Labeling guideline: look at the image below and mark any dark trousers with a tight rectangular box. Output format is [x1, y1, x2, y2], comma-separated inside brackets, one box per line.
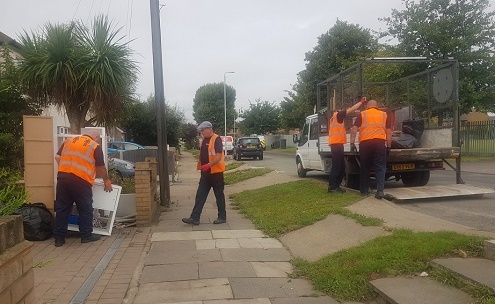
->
[359, 140, 387, 194]
[328, 144, 345, 189]
[54, 178, 94, 239]
[191, 172, 226, 220]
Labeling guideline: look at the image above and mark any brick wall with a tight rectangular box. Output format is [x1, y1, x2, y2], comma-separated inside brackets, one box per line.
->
[0, 216, 35, 304]
[134, 158, 158, 224]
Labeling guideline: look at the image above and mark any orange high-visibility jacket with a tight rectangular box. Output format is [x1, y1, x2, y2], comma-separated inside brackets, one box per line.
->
[328, 112, 346, 145]
[197, 133, 225, 173]
[58, 135, 99, 185]
[359, 108, 387, 143]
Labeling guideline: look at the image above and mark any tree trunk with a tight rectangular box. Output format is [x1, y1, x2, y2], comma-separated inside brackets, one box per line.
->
[65, 99, 89, 135]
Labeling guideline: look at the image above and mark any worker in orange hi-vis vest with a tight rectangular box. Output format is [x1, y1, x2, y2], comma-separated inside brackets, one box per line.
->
[350, 100, 392, 199]
[327, 97, 367, 193]
[182, 121, 227, 225]
[54, 130, 113, 247]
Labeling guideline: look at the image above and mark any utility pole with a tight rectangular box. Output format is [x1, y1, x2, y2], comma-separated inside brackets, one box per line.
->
[150, 0, 170, 206]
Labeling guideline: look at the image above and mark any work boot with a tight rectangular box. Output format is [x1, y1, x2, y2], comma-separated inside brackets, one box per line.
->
[81, 234, 101, 243]
[375, 190, 385, 199]
[213, 218, 226, 224]
[328, 187, 345, 193]
[54, 238, 65, 247]
[182, 217, 200, 225]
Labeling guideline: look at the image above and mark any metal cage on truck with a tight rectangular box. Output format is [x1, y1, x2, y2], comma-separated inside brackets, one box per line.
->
[311, 57, 463, 186]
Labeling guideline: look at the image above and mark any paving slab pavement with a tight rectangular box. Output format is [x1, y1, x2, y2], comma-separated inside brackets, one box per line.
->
[30, 153, 495, 304]
[131, 152, 336, 303]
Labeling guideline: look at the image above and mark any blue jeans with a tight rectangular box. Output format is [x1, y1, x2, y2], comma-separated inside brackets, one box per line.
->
[190, 172, 226, 221]
[54, 178, 94, 239]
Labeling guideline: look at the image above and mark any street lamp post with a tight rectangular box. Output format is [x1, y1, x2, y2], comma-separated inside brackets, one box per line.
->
[224, 71, 235, 155]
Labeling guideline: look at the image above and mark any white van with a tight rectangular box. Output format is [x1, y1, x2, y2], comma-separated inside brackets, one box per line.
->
[220, 136, 234, 154]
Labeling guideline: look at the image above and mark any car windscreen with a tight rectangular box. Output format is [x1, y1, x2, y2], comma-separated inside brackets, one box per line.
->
[238, 138, 260, 145]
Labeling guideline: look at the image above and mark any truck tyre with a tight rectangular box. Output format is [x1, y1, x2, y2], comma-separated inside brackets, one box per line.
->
[418, 170, 430, 186]
[296, 157, 307, 177]
[345, 174, 360, 190]
[401, 171, 430, 187]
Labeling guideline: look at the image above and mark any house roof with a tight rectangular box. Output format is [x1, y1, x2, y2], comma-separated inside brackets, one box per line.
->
[0, 31, 20, 50]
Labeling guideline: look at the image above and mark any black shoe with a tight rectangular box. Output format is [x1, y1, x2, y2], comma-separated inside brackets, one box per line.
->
[54, 238, 65, 247]
[182, 217, 200, 225]
[213, 218, 226, 224]
[81, 234, 101, 243]
[375, 190, 385, 199]
[360, 192, 370, 197]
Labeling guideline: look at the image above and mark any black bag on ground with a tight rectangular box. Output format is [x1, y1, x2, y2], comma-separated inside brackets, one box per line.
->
[402, 119, 425, 140]
[15, 203, 54, 241]
[391, 133, 421, 149]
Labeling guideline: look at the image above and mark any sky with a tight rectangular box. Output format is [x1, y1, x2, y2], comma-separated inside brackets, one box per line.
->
[3, 0, 489, 123]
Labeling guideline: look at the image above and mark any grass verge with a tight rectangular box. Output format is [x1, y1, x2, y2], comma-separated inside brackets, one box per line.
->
[230, 179, 493, 303]
[292, 230, 487, 302]
[226, 162, 244, 171]
[231, 180, 380, 237]
[266, 147, 297, 155]
[224, 168, 272, 185]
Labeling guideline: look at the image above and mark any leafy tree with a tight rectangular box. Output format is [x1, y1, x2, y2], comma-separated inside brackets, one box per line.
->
[181, 123, 199, 149]
[120, 95, 185, 147]
[240, 99, 280, 135]
[281, 20, 378, 128]
[18, 15, 138, 134]
[0, 44, 42, 169]
[381, 0, 495, 113]
[192, 83, 236, 134]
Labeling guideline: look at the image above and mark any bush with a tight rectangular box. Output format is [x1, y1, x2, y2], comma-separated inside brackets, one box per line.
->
[0, 167, 29, 216]
[108, 170, 135, 194]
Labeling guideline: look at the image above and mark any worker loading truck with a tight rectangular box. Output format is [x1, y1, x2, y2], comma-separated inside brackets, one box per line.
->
[293, 58, 464, 195]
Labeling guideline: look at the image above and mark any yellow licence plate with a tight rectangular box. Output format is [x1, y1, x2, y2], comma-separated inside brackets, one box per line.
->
[392, 163, 415, 170]
[247, 145, 254, 148]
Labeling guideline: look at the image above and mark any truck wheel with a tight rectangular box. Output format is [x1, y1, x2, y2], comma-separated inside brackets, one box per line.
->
[418, 171, 430, 186]
[345, 174, 360, 190]
[296, 158, 307, 177]
[401, 171, 430, 187]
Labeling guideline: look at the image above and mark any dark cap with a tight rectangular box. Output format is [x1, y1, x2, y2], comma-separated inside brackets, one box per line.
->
[197, 121, 213, 131]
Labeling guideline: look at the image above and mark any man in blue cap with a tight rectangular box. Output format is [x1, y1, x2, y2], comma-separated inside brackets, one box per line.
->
[182, 121, 227, 225]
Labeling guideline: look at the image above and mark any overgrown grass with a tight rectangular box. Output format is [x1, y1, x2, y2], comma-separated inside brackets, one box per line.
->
[231, 180, 380, 237]
[266, 146, 297, 154]
[226, 162, 244, 171]
[461, 155, 495, 162]
[224, 168, 272, 185]
[230, 179, 494, 303]
[292, 230, 487, 302]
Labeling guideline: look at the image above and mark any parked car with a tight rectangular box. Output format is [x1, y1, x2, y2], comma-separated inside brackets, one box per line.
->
[107, 141, 145, 155]
[233, 137, 264, 160]
[108, 157, 135, 179]
[220, 136, 234, 155]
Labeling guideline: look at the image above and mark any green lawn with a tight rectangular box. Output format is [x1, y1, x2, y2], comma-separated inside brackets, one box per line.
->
[224, 168, 272, 185]
[231, 179, 493, 303]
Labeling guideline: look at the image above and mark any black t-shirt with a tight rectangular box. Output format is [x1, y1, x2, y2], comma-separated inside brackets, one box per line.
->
[57, 136, 105, 186]
[200, 136, 223, 166]
[334, 110, 347, 123]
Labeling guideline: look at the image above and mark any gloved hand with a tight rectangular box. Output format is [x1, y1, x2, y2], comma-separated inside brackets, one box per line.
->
[201, 163, 211, 172]
[350, 143, 357, 153]
[360, 96, 367, 104]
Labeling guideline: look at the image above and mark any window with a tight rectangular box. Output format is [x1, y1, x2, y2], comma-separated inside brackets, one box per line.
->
[310, 118, 319, 140]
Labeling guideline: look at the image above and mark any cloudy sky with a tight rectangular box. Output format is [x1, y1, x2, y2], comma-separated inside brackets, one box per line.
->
[4, 0, 490, 123]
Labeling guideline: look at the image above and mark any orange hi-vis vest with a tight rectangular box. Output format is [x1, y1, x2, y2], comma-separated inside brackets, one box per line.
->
[58, 135, 99, 185]
[359, 107, 387, 143]
[328, 112, 346, 145]
[197, 133, 226, 173]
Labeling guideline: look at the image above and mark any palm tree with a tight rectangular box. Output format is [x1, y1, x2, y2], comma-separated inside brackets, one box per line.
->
[18, 15, 138, 134]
